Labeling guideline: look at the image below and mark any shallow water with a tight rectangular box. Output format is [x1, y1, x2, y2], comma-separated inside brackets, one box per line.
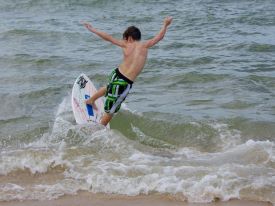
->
[0, 0, 275, 204]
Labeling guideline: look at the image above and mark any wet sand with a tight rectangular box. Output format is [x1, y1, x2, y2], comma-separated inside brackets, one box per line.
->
[0, 192, 272, 206]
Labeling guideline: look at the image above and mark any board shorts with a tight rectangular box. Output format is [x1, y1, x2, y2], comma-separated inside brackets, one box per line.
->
[104, 68, 133, 114]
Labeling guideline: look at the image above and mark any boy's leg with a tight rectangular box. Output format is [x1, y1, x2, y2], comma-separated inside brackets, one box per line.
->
[86, 86, 107, 109]
[100, 113, 113, 126]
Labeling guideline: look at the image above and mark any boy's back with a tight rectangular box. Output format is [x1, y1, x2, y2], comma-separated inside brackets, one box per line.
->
[119, 41, 148, 81]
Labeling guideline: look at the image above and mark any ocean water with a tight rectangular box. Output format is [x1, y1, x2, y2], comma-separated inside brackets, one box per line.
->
[0, 0, 275, 204]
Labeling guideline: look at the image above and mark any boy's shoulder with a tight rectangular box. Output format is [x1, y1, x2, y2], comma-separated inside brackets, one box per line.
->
[123, 40, 149, 48]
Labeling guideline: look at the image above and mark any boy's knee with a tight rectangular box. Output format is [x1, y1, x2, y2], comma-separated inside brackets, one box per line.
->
[100, 113, 113, 126]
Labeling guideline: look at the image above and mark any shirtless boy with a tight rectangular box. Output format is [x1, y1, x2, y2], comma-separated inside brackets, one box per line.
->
[83, 16, 173, 126]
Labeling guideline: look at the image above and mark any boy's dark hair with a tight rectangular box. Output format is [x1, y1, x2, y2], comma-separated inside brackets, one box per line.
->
[123, 26, 141, 41]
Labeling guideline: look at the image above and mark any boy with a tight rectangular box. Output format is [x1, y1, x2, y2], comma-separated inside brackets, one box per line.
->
[83, 16, 173, 126]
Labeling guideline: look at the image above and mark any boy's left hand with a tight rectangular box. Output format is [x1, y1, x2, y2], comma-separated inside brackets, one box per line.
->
[164, 16, 173, 27]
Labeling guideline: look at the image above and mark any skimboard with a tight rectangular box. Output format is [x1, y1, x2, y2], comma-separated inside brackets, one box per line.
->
[71, 73, 108, 127]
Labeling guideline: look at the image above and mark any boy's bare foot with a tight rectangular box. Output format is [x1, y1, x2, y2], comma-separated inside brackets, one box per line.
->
[85, 98, 98, 110]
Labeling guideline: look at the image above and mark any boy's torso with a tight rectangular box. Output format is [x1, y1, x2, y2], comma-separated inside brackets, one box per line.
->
[119, 41, 148, 82]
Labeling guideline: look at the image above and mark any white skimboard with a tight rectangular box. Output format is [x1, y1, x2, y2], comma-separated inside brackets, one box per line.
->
[71, 73, 108, 127]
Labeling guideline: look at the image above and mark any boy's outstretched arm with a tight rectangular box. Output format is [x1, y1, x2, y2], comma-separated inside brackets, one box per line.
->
[145, 16, 173, 48]
[82, 22, 125, 48]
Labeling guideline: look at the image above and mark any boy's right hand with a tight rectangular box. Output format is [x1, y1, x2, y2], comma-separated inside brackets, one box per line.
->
[164, 16, 173, 27]
[82, 21, 93, 30]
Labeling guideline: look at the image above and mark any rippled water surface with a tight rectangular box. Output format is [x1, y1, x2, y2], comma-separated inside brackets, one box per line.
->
[0, 0, 275, 204]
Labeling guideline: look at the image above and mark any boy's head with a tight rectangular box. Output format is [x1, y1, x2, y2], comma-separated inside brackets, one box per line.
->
[123, 26, 141, 41]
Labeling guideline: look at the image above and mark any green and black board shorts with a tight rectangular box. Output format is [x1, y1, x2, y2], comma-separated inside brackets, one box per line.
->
[104, 68, 133, 114]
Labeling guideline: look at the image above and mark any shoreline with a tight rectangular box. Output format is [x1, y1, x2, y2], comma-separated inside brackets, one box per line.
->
[0, 192, 272, 206]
